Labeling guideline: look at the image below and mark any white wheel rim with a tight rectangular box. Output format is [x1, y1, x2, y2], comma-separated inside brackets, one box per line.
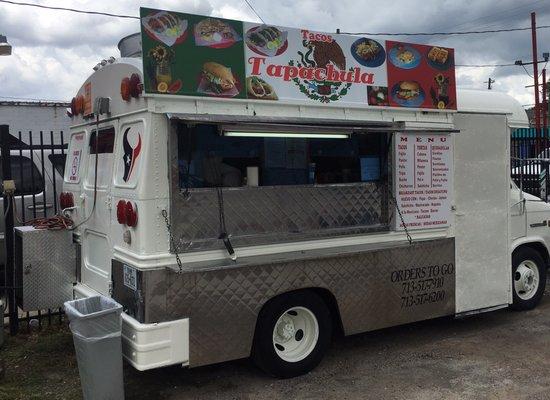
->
[272, 306, 319, 363]
[514, 260, 540, 300]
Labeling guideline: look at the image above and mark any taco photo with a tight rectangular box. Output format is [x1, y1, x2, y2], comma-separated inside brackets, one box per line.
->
[142, 11, 188, 47]
[194, 18, 241, 48]
[246, 25, 288, 57]
[246, 76, 278, 100]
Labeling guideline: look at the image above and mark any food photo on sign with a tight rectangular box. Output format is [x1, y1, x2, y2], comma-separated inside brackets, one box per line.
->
[194, 18, 242, 48]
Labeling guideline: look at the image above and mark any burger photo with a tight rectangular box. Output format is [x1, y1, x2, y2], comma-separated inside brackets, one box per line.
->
[396, 81, 421, 101]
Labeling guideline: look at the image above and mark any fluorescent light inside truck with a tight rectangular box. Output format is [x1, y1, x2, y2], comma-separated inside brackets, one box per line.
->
[224, 131, 349, 139]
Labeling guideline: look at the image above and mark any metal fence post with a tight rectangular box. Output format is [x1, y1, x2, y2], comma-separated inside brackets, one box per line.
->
[0, 125, 17, 335]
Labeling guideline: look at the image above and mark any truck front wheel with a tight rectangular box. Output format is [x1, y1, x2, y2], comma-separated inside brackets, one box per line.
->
[253, 291, 332, 378]
[511, 247, 547, 310]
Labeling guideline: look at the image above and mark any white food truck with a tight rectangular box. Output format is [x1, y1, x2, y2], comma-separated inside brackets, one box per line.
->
[58, 9, 550, 378]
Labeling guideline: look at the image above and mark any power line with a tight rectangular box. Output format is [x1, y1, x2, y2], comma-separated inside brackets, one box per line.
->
[456, 63, 517, 68]
[1, 0, 550, 38]
[0, 0, 138, 19]
[340, 25, 550, 37]
[242, 0, 265, 24]
[430, 0, 546, 33]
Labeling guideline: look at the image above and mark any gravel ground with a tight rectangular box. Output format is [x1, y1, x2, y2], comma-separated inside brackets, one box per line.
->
[128, 280, 550, 400]
[3, 281, 550, 400]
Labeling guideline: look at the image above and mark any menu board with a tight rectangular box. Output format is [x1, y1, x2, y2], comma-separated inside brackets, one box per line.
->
[394, 133, 452, 229]
[140, 7, 456, 110]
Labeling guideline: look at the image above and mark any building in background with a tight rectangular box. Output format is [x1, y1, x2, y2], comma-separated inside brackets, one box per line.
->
[0, 100, 70, 144]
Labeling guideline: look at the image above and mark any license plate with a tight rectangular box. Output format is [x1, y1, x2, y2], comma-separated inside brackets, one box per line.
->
[123, 264, 137, 291]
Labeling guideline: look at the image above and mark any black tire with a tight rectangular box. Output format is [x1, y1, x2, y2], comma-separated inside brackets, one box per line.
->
[511, 247, 547, 311]
[253, 291, 332, 378]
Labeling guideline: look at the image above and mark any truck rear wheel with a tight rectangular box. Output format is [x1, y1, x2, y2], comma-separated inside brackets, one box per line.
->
[253, 291, 332, 378]
[511, 247, 547, 310]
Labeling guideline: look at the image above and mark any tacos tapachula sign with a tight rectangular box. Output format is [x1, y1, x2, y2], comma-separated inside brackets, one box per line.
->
[140, 7, 457, 110]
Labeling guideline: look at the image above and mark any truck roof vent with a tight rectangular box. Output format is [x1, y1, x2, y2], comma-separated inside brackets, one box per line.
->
[118, 33, 142, 58]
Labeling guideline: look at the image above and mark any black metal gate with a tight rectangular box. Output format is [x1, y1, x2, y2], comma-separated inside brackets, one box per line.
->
[511, 127, 550, 200]
[0, 124, 68, 335]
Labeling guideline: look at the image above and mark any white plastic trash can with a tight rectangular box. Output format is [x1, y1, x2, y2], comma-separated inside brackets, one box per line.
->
[64, 296, 124, 400]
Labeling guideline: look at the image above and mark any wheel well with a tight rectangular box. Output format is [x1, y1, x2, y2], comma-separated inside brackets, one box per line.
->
[514, 242, 550, 268]
[308, 287, 345, 337]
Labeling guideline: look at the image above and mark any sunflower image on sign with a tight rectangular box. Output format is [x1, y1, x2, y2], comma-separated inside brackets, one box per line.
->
[430, 73, 452, 109]
[289, 39, 352, 103]
[146, 45, 183, 94]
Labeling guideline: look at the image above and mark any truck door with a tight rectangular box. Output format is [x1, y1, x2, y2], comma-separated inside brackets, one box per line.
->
[81, 124, 116, 295]
[453, 113, 511, 313]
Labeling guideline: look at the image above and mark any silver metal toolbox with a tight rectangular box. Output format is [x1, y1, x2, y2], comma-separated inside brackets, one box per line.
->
[14, 226, 76, 311]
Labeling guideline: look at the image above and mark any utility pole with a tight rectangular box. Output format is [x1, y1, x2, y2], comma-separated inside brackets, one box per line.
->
[532, 12, 541, 130]
[484, 78, 495, 90]
[543, 68, 548, 129]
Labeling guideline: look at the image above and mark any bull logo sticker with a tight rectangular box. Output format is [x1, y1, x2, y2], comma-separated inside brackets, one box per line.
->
[122, 127, 142, 182]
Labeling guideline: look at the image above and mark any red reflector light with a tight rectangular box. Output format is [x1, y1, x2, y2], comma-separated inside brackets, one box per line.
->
[129, 73, 142, 98]
[59, 192, 74, 209]
[121, 77, 131, 101]
[125, 201, 138, 227]
[116, 200, 127, 224]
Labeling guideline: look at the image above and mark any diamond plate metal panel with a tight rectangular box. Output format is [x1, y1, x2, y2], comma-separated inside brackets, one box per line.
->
[14, 226, 76, 311]
[134, 238, 454, 367]
[171, 183, 389, 252]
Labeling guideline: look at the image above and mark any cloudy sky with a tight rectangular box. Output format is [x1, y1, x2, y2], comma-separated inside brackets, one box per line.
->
[0, 0, 549, 107]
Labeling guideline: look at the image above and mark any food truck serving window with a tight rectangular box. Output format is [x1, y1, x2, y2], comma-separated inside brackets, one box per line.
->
[172, 123, 390, 251]
[177, 124, 384, 188]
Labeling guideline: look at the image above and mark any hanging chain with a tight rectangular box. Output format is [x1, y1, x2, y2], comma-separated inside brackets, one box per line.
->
[389, 192, 413, 245]
[161, 209, 183, 273]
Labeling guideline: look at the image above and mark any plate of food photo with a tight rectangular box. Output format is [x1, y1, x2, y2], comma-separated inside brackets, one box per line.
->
[197, 62, 240, 97]
[427, 46, 453, 71]
[391, 81, 425, 107]
[367, 86, 389, 106]
[246, 25, 288, 57]
[351, 38, 386, 68]
[142, 11, 188, 47]
[388, 44, 421, 70]
[194, 18, 241, 48]
[246, 76, 278, 100]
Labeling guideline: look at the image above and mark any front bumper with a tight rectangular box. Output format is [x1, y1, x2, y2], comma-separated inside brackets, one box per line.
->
[73, 283, 189, 370]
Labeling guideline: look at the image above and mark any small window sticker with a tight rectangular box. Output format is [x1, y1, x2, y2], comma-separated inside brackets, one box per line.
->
[123, 264, 137, 291]
[69, 150, 82, 182]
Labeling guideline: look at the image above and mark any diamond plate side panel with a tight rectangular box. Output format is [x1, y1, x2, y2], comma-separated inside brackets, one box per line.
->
[153, 238, 454, 367]
[15, 227, 76, 311]
[170, 183, 389, 252]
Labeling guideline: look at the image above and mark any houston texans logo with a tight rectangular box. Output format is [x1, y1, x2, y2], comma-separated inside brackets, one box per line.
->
[123, 127, 142, 182]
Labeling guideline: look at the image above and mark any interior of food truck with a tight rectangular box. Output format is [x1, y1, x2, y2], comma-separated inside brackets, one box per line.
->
[176, 123, 388, 189]
[170, 122, 392, 252]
